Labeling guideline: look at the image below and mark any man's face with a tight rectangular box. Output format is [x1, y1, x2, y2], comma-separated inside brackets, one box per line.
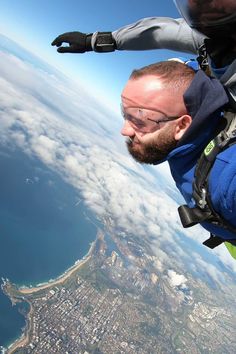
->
[121, 75, 186, 165]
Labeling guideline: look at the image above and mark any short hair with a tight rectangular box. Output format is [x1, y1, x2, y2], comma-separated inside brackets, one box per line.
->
[130, 61, 195, 91]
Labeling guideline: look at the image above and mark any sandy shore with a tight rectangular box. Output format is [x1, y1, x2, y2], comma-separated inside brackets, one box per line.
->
[7, 304, 33, 354]
[6, 240, 95, 353]
[18, 247, 93, 295]
[19, 256, 91, 295]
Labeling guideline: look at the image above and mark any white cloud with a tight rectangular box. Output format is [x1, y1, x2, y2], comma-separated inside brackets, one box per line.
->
[167, 269, 188, 288]
[32, 135, 59, 165]
[190, 251, 231, 285]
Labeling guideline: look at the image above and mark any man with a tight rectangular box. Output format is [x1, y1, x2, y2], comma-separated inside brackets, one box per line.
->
[120, 60, 236, 258]
[51, 0, 236, 106]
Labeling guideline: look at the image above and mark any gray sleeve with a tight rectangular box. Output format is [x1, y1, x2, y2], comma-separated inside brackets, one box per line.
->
[220, 59, 236, 106]
[111, 17, 206, 55]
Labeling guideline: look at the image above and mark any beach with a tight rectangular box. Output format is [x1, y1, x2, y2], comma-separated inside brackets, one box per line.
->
[19, 252, 92, 295]
[6, 237, 97, 354]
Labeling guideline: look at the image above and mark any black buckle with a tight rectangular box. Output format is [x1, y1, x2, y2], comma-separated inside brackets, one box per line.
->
[94, 32, 116, 52]
[178, 205, 212, 228]
[197, 43, 209, 72]
[203, 234, 224, 249]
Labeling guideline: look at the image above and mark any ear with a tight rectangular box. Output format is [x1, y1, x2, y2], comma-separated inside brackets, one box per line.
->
[174, 115, 192, 141]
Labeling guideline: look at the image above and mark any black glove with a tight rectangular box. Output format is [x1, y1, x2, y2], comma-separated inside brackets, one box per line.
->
[51, 31, 92, 53]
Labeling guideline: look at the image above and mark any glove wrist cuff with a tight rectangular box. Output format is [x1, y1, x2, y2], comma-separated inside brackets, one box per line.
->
[92, 32, 116, 52]
[85, 34, 93, 51]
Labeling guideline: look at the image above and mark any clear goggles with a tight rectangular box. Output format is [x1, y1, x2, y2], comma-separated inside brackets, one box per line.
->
[121, 104, 179, 133]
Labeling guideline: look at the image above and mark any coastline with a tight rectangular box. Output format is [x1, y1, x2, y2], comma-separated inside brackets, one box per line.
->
[6, 237, 97, 353]
[7, 303, 33, 354]
[19, 249, 92, 295]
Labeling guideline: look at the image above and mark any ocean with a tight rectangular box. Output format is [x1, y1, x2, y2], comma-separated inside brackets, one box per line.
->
[0, 144, 98, 347]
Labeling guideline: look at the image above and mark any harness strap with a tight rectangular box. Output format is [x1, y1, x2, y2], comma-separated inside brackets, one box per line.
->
[197, 43, 210, 74]
[203, 234, 236, 249]
[203, 234, 225, 249]
[178, 110, 236, 249]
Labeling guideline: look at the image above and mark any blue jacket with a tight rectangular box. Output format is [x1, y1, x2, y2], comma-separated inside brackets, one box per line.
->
[166, 70, 236, 241]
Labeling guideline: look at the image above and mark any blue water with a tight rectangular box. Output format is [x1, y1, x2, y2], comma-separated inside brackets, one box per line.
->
[0, 144, 99, 347]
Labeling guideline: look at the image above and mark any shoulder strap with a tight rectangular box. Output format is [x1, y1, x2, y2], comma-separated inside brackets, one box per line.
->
[196, 43, 212, 76]
[178, 110, 236, 248]
[194, 111, 236, 212]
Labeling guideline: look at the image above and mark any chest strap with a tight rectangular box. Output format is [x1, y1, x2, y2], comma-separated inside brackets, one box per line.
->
[178, 111, 236, 249]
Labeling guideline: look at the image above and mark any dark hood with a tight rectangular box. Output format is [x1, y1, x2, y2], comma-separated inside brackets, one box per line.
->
[177, 70, 229, 147]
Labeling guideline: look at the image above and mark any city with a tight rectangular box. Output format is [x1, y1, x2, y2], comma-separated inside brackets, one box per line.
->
[3, 222, 236, 354]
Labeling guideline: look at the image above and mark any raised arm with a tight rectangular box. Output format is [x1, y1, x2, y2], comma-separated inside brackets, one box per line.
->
[111, 17, 205, 54]
[52, 17, 206, 55]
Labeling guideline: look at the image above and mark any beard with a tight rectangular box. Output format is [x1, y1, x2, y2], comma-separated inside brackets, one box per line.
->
[126, 125, 177, 164]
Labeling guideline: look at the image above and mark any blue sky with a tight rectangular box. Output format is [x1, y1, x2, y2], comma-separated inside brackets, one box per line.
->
[0, 0, 188, 107]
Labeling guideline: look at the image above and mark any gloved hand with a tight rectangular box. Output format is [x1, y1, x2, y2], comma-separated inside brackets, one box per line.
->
[51, 31, 92, 53]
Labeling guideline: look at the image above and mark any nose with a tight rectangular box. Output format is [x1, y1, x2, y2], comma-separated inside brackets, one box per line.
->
[121, 120, 135, 137]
